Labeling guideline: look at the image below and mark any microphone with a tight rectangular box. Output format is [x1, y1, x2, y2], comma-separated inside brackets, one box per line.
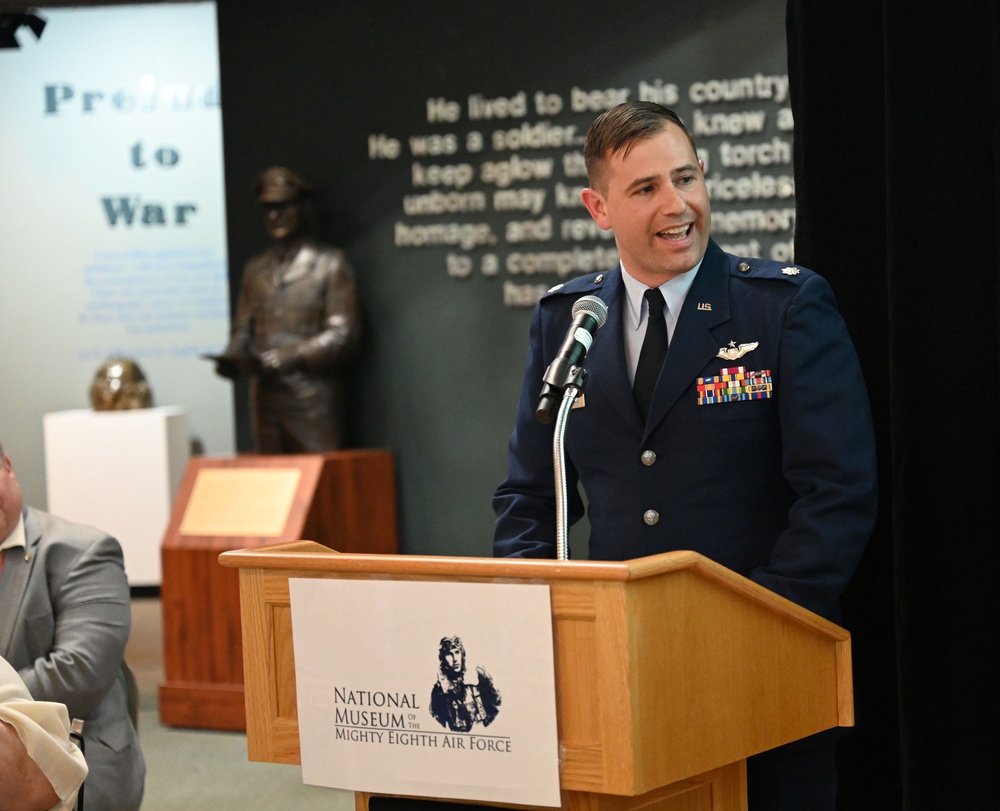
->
[535, 295, 609, 423]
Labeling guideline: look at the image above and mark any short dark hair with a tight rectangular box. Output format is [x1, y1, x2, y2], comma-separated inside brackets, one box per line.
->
[583, 102, 698, 192]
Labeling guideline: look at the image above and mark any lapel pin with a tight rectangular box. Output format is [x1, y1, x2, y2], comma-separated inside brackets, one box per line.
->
[697, 302, 712, 311]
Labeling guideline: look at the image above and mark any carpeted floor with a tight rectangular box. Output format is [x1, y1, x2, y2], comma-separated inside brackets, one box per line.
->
[126, 597, 354, 810]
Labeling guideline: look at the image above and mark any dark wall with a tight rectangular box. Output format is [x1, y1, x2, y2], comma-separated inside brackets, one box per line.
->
[789, 1, 1000, 808]
[215, 0, 789, 556]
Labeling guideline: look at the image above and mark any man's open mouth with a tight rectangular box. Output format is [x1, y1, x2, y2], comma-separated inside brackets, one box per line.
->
[657, 224, 692, 240]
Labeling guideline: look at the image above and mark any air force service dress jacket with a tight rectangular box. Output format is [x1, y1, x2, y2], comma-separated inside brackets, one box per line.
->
[493, 239, 877, 622]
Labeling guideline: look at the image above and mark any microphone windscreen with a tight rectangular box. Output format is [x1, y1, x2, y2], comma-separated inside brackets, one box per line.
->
[571, 295, 609, 328]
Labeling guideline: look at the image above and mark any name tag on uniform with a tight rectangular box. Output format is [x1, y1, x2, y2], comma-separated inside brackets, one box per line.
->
[696, 367, 773, 405]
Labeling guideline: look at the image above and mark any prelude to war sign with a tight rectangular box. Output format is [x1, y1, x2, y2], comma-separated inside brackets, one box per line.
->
[289, 578, 560, 806]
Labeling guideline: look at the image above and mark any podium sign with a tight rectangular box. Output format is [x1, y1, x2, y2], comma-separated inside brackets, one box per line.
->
[290, 578, 561, 807]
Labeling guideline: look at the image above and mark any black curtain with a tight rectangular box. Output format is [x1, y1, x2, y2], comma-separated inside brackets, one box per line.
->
[787, 2, 1000, 808]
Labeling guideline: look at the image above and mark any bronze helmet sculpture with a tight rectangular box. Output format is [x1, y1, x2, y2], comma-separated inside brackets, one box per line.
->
[89, 357, 154, 411]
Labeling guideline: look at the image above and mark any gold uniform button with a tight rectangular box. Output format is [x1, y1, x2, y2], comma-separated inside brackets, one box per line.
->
[643, 510, 659, 526]
[641, 450, 656, 466]
[738, 262, 750, 272]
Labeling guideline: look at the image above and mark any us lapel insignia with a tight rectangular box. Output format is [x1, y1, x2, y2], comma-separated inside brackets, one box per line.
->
[781, 266, 800, 276]
[697, 302, 712, 311]
[716, 340, 759, 361]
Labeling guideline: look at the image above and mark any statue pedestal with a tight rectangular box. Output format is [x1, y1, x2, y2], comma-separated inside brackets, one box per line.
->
[43, 406, 190, 586]
[159, 450, 398, 730]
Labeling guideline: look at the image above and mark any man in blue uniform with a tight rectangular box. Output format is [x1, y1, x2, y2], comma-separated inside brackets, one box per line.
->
[493, 102, 877, 810]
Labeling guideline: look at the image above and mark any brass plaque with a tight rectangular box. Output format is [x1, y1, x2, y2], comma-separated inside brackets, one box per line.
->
[180, 468, 302, 536]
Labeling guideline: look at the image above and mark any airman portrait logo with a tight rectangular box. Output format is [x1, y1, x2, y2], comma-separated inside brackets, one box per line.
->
[429, 636, 502, 732]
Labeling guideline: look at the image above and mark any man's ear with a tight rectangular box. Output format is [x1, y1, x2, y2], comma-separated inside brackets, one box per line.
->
[581, 187, 612, 230]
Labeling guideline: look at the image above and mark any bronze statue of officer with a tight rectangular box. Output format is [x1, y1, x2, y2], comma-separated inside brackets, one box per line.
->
[215, 167, 360, 452]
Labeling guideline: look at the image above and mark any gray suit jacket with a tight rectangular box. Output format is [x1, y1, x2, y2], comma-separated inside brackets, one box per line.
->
[0, 506, 145, 811]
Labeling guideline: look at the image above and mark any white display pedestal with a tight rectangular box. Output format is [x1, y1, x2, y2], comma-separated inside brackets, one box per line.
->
[43, 406, 190, 587]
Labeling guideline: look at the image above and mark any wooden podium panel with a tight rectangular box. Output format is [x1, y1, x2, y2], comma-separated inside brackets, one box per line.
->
[219, 543, 853, 810]
[160, 451, 397, 730]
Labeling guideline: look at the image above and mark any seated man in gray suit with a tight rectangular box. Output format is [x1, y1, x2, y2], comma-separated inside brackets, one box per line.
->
[0, 439, 145, 811]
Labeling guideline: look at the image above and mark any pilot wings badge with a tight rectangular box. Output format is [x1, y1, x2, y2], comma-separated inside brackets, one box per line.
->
[716, 340, 759, 361]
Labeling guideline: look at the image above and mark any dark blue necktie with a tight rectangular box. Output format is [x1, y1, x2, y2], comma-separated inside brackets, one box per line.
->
[633, 287, 668, 421]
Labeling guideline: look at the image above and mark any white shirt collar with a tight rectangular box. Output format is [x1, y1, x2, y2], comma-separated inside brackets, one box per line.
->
[0, 513, 26, 553]
[620, 258, 703, 332]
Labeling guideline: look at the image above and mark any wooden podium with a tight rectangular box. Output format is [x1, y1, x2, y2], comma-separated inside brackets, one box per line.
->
[160, 451, 397, 730]
[219, 541, 853, 811]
